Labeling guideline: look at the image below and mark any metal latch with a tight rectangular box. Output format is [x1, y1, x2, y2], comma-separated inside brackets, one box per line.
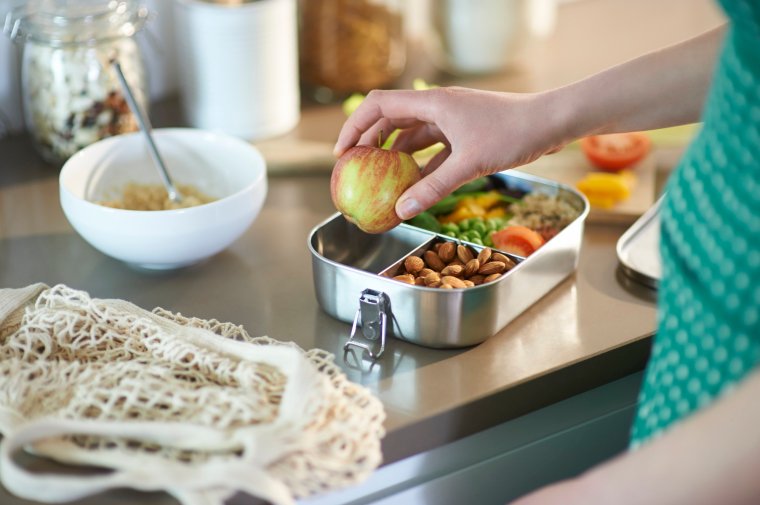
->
[344, 289, 390, 359]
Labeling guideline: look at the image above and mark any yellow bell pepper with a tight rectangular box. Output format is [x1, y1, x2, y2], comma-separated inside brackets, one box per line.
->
[440, 197, 486, 223]
[485, 207, 507, 219]
[462, 197, 488, 216]
[440, 206, 475, 224]
[438, 190, 511, 223]
[576, 171, 637, 208]
[474, 191, 503, 209]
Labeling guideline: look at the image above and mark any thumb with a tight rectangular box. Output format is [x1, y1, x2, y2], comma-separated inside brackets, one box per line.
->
[395, 154, 469, 220]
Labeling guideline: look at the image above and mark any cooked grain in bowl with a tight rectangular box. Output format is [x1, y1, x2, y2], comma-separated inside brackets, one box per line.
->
[98, 182, 216, 210]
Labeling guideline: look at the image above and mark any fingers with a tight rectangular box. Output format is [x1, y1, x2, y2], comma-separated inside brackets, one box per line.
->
[391, 122, 447, 154]
[421, 145, 452, 176]
[356, 116, 427, 149]
[358, 117, 396, 148]
[334, 89, 437, 156]
[395, 153, 472, 220]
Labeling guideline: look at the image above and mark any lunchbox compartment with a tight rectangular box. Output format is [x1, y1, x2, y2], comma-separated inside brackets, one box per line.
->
[401, 171, 586, 250]
[310, 214, 436, 274]
[378, 235, 522, 289]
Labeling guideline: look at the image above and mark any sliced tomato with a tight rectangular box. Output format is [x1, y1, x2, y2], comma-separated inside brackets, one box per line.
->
[491, 225, 546, 257]
[580, 132, 651, 171]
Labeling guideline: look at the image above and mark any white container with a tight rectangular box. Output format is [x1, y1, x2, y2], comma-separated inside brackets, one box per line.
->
[60, 128, 268, 270]
[433, 0, 527, 75]
[173, 0, 300, 141]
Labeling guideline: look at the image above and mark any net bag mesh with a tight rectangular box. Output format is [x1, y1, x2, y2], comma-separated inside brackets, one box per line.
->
[0, 284, 385, 505]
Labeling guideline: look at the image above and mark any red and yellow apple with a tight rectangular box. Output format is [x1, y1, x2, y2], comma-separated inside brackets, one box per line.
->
[331, 145, 422, 234]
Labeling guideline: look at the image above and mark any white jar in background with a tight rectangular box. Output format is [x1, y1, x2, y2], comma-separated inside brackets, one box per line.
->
[173, 0, 300, 141]
[4, 0, 149, 165]
[433, 0, 527, 75]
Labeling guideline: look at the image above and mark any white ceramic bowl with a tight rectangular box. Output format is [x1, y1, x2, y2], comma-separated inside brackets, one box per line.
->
[60, 128, 267, 270]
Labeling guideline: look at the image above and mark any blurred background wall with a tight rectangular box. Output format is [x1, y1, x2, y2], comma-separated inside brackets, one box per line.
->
[0, 0, 719, 139]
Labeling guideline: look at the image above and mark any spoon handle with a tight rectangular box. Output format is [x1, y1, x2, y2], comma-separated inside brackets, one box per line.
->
[112, 62, 182, 203]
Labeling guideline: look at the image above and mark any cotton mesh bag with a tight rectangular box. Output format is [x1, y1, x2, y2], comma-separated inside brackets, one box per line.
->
[0, 284, 385, 505]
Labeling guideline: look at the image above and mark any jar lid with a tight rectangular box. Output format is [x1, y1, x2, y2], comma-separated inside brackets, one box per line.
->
[4, 0, 149, 46]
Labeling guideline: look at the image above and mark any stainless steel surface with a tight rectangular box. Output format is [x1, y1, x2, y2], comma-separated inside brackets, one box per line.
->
[616, 196, 663, 289]
[113, 62, 182, 203]
[309, 171, 589, 349]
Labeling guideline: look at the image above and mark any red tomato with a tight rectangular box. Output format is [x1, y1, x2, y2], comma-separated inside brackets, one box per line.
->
[580, 132, 651, 171]
[491, 225, 546, 257]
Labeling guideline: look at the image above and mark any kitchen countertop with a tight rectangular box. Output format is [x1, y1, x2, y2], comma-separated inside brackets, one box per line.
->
[0, 0, 723, 503]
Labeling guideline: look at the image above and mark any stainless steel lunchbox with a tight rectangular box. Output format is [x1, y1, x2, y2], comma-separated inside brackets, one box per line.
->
[308, 171, 589, 356]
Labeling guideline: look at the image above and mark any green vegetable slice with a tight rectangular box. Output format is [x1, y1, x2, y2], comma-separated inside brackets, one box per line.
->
[405, 211, 442, 233]
[453, 177, 489, 194]
[427, 195, 460, 215]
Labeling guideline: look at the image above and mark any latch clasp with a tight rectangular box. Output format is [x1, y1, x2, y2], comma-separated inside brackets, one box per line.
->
[344, 289, 390, 359]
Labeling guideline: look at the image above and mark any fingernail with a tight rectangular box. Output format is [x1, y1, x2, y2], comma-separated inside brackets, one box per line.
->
[397, 198, 421, 220]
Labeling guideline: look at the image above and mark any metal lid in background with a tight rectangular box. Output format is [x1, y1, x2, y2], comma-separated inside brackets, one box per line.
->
[616, 195, 663, 290]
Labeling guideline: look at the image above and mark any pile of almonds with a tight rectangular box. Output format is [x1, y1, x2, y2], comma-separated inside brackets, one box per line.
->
[389, 242, 516, 289]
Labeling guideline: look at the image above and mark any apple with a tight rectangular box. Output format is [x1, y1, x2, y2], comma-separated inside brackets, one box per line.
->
[331, 145, 422, 234]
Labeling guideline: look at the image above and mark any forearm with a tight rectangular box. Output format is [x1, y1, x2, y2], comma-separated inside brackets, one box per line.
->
[550, 26, 725, 142]
[575, 367, 760, 505]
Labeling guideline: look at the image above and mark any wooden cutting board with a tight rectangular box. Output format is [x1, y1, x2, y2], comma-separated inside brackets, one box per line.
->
[253, 137, 336, 175]
[254, 137, 658, 225]
[518, 148, 658, 225]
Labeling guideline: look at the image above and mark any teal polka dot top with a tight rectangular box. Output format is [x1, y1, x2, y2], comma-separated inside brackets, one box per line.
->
[630, 0, 760, 447]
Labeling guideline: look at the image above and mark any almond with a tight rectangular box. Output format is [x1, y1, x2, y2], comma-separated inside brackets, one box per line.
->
[477, 247, 492, 264]
[424, 272, 441, 285]
[463, 258, 480, 277]
[478, 261, 506, 276]
[393, 274, 415, 284]
[428, 281, 442, 288]
[414, 276, 427, 286]
[447, 258, 465, 268]
[469, 274, 485, 285]
[492, 252, 516, 269]
[441, 276, 467, 289]
[419, 268, 435, 278]
[440, 283, 454, 289]
[441, 264, 464, 277]
[404, 255, 425, 274]
[438, 241, 457, 263]
[457, 244, 475, 263]
[484, 273, 502, 283]
[463, 280, 475, 288]
[423, 250, 446, 272]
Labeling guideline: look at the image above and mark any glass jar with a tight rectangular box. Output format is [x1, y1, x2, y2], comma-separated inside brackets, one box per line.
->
[298, 0, 406, 102]
[4, 0, 149, 165]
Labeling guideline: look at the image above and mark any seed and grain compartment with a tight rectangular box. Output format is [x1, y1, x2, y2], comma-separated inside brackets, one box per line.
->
[308, 171, 590, 357]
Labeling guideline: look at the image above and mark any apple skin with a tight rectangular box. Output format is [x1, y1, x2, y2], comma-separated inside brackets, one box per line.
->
[331, 145, 422, 234]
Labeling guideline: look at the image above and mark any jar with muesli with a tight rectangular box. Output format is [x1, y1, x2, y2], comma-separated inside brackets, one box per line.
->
[298, 0, 406, 102]
[4, 0, 149, 165]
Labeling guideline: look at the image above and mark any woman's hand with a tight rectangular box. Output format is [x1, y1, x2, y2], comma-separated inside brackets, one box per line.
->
[333, 87, 570, 220]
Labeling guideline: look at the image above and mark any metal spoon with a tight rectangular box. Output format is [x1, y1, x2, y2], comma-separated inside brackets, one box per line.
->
[112, 62, 182, 203]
